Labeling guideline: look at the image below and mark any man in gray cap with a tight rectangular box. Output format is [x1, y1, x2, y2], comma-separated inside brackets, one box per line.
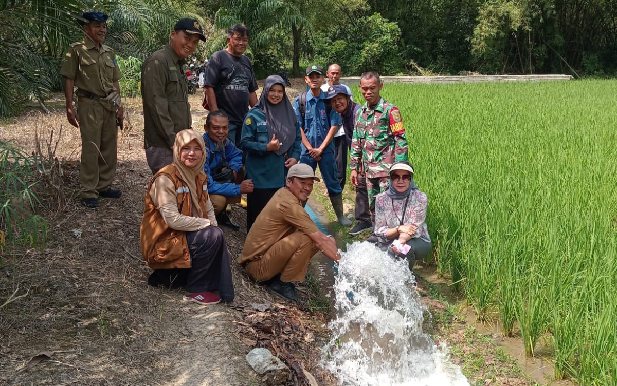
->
[239, 163, 340, 301]
[60, 11, 123, 208]
[141, 18, 207, 174]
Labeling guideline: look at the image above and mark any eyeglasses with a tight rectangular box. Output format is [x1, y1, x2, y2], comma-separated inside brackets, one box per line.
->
[391, 173, 411, 181]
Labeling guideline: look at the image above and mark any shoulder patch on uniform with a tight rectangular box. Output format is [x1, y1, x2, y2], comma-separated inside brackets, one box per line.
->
[389, 107, 405, 135]
[245, 117, 252, 125]
[390, 107, 402, 123]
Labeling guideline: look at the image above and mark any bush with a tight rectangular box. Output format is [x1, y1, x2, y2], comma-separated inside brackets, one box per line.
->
[0, 141, 47, 249]
[311, 13, 404, 75]
[117, 56, 142, 97]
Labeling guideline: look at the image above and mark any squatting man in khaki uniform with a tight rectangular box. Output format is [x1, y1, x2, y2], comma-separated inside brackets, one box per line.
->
[60, 11, 124, 208]
[141, 18, 206, 174]
[239, 164, 340, 301]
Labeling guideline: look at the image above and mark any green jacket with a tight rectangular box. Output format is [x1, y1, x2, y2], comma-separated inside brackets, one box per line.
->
[141, 45, 192, 149]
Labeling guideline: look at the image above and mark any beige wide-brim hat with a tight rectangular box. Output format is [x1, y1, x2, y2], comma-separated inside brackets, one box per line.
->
[287, 163, 321, 181]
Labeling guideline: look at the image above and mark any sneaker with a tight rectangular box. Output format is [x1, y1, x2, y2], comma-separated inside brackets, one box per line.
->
[216, 211, 240, 231]
[366, 234, 379, 243]
[268, 278, 297, 301]
[349, 221, 372, 236]
[185, 291, 221, 305]
[99, 187, 122, 199]
[81, 197, 98, 208]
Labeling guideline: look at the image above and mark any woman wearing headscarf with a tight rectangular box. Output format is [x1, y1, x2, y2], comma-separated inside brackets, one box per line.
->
[240, 75, 301, 230]
[373, 162, 432, 269]
[140, 129, 234, 305]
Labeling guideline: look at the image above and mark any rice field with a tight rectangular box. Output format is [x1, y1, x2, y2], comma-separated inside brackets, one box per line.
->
[375, 80, 617, 385]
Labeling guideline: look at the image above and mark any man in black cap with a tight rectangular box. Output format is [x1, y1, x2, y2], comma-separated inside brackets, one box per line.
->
[202, 24, 258, 145]
[60, 11, 124, 208]
[141, 18, 207, 174]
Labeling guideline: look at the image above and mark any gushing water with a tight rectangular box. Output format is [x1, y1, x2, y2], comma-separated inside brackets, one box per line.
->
[321, 241, 469, 386]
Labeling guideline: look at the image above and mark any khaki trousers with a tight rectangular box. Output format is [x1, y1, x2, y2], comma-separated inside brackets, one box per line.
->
[145, 146, 173, 174]
[209, 194, 241, 214]
[245, 231, 319, 283]
[77, 97, 117, 199]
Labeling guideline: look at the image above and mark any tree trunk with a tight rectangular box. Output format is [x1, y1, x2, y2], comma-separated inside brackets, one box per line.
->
[292, 24, 301, 76]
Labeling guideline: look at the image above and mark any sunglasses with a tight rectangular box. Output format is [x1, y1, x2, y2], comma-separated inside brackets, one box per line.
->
[391, 173, 411, 181]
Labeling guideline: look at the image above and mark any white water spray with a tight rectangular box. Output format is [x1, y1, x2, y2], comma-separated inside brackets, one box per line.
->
[321, 241, 469, 386]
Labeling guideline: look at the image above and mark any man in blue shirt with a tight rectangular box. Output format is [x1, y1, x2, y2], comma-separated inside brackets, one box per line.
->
[203, 110, 254, 230]
[293, 65, 351, 226]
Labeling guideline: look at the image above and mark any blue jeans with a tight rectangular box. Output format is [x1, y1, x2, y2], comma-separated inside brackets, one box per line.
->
[227, 121, 241, 145]
[299, 146, 342, 196]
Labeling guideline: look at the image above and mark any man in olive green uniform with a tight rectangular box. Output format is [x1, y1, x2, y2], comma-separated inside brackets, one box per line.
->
[60, 11, 123, 208]
[142, 18, 206, 174]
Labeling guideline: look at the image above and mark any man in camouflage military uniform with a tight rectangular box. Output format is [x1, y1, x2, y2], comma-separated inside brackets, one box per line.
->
[141, 18, 206, 174]
[60, 11, 123, 208]
[349, 71, 409, 219]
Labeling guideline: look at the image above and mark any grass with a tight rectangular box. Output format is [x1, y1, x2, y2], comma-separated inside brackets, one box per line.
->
[373, 79, 617, 385]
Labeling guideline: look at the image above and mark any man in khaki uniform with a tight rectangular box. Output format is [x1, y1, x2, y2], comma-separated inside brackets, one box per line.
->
[141, 18, 206, 174]
[60, 11, 123, 208]
[239, 164, 340, 301]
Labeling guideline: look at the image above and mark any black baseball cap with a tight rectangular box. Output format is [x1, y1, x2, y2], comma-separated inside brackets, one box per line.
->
[305, 65, 323, 76]
[174, 18, 207, 42]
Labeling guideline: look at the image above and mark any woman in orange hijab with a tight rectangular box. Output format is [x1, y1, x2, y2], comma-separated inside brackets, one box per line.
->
[140, 129, 234, 304]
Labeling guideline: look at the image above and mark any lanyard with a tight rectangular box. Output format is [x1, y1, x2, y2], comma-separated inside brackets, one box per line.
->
[391, 195, 410, 226]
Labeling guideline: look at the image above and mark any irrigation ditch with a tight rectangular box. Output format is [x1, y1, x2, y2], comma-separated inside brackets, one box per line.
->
[305, 188, 576, 386]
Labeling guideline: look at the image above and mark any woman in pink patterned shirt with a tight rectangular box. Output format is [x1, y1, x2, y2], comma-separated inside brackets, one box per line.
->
[373, 162, 432, 269]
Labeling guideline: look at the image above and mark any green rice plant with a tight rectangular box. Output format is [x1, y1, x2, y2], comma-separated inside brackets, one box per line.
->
[380, 79, 617, 383]
[515, 267, 549, 357]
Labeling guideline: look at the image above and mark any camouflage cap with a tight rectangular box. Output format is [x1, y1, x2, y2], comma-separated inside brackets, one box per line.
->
[174, 18, 207, 42]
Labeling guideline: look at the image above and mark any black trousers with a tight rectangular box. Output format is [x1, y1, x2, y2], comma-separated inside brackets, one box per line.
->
[246, 187, 279, 231]
[148, 226, 234, 302]
[354, 170, 371, 224]
[334, 135, 348, 190]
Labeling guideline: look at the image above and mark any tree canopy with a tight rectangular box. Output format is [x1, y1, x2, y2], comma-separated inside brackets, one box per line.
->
[1, 0, 616, 116]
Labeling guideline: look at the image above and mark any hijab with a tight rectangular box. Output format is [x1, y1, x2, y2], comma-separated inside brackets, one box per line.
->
[385, 172, 418, 200]
[256, 75, 297, 156]
[172, 129, 207, 217]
